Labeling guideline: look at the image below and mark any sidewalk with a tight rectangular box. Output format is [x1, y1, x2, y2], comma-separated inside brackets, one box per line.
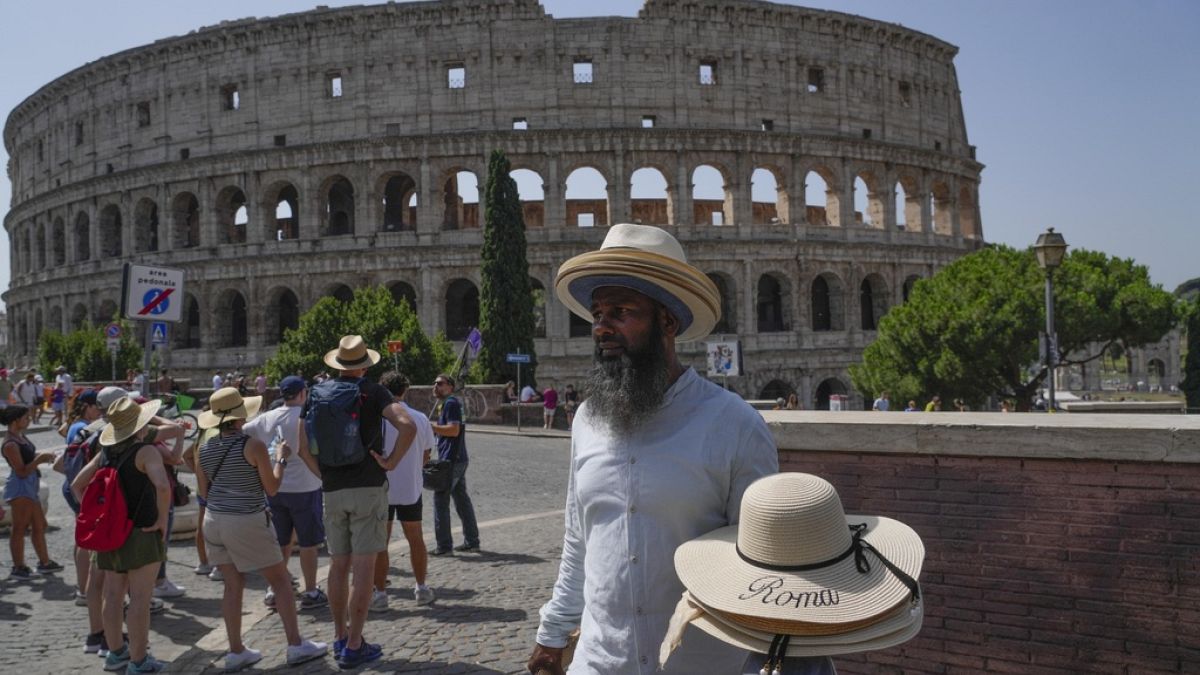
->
[469, 424, 571, 440]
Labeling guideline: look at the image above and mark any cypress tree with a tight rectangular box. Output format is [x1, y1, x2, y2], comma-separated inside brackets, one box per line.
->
[1183, 298, 1200, 411]
[475, 149, 537, 384]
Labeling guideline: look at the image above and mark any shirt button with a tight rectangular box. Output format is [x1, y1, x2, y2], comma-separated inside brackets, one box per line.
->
[636, 606, 644, 615]
[629, 505, 637, 513]
[629, 457, 637, 464]
[631, 555, 638, 563]
[641, 655, 648, 665]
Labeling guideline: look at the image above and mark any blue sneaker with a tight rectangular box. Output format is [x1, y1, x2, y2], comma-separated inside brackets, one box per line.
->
[338, 640, 382, 670]
[333, 637, 347, 661]
[126, 655, 166, 673]
[103, 645, 131, 671]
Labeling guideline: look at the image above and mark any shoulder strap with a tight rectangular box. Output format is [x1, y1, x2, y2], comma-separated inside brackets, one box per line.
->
[206, 434, 247, 489]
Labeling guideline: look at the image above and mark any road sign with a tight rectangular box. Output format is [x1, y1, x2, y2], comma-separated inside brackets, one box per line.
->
[387, 340, 404, 354]
[506, 353, 531, 364]
[122, 263, 185, 322]
[106, 337, 120, 352]
[105, 322, 122, 339]
[151, 322, 169, 346]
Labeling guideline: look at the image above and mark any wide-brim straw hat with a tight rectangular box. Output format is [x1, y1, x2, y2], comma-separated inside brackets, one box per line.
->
[197, 387, 263, 429]
[323, 334, 381, 371]
[554, 223, 721, 343]
[100, 398, 163, 446]
[674, 473, 923, 642]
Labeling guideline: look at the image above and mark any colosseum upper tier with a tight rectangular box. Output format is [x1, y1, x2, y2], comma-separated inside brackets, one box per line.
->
[4, 0, 983, 407]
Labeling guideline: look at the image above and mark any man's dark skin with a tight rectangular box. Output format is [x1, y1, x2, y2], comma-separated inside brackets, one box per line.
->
[526, 285, 685, 675]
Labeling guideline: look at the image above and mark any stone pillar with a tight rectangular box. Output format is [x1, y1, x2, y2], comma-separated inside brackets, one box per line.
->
[607, 152, 629, 225]
[733, 153, 753, 227]
[675, 153, 694, 226]
[420, 267, 439, 334]
[742, 260, 756, 336]
[353, 163, 370, 236]
[299, 171, 321, 240]
[544, 156, 565, 231]
[838, 162, 856, 228]
[417, 159, 439, 236]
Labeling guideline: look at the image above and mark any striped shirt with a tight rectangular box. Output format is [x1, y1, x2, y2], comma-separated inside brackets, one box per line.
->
[199, 432, 265, 515]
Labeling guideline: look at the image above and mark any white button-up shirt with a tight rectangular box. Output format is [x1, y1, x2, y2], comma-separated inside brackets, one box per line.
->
[537, 367, 779, 674]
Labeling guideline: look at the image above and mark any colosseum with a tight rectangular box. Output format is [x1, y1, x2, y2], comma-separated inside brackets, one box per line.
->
[3, 0, 983, 409]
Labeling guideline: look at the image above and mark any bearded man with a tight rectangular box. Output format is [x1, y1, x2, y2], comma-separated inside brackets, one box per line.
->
[528, 224, 779, 674]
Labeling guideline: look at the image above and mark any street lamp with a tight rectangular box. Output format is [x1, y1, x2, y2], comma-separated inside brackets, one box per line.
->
[1033, 227, 1068, 411]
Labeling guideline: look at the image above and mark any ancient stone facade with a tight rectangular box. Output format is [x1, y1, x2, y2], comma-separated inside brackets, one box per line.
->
[3, 0, 983, 408]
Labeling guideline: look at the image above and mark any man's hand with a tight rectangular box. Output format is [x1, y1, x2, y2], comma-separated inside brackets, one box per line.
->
[278, 441, 293, 460]
[371, 450, 396, 471]
[526, 644, 565, 675]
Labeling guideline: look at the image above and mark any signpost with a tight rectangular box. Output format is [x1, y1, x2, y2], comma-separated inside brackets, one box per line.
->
[121, 264, 185, 390]
[387, 340, 404, 372]
[105, 322, 122, 382]
[506, 351, 532, 431]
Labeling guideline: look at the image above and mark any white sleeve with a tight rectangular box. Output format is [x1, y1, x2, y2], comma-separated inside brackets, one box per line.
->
[536, 437, 587, 647]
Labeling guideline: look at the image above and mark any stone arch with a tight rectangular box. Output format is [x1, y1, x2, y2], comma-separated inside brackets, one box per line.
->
[530, 277, 547, 338]
[445, 278, 479, 341]
[751, 165, 788, 224]
[440, 170, 479, 230]
[815, 377, 849, 410]
[895, 174, 921, 231]
[706, 272, 737, 335]
[34, 307, 44, 340]
[1147, 358, 1166, 389]
[959, 184, 979, 239]
[171, 192, 200, 248]
[860, 273, 889, 331]
[692, 163, 732, 226]
[902, 274, 921, 303]
[265, 286, 300, 345]
[215, 186, 249, 244]
[98, 204, 123, 257]
[34, 221, 46, 269]
[756, 273, 789, 333]
[70, 303, 88, 331]
[213, 288, 249, 348]
[48, 306, 62, 334]
[176, 293, 201, 349]
[321, 175, 356, 236]
[811, 272, 845, 332]
[565, 166, 608, 227]
[803, 167, 841, 227]
[629, 166, 672, 225]
[569, 311, 592, 338]
[931, 179, 952, 235]
[97, 298, 119, 325]
[852, 170, 884, 228]
[133, 198, 160, 252]
[378, 171, 418, 231]
[388, 281, 418, 313]
[263, 181, 299, 240]
[510, 168, 545, 228]
[51, 217, 66, 266]
[759, 379, 795, 401]
[323, 283, 355, 305]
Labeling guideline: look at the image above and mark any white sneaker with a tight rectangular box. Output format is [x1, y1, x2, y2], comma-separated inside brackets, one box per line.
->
[286, 639, 328, 666]
[263, 589, 276, 608]
[209, 567, 224, 582]
[193, 563, 213, 575]
[153, 578, 186, 598]
[415, 585, 436, 606]
[368, 589, 389, 612]
[223, 647, 262, 672]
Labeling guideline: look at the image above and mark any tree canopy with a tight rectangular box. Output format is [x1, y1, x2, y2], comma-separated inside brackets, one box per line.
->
[850, 245, 1179, 410]
[265, 285, 455, 384]
[1182, 298, 1200, 411]
[474, 149, 538, 384]
[38, 321, 143, 382]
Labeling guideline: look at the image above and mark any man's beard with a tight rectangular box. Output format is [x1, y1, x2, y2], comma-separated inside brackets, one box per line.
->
[583, 320, 671, 436]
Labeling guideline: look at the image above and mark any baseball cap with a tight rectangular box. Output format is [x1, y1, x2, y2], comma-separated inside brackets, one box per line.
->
[97, 386, 131, 412]
[76, 390, 99, 406]
[279, 376, 307, 398]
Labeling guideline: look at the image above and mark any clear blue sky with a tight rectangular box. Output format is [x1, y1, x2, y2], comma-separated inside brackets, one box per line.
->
[2, 0, 1197, 308]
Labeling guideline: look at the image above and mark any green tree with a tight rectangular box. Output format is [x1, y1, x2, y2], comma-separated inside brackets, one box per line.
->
[265, 285, 454, 385]
[473, 149, 537, 384]
[1182, 298, 1200, 411]
[38, 320, 143, 382]
[850, 245, 1178, 410]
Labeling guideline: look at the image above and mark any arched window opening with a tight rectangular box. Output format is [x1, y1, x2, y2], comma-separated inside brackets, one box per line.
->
[959, 186, 979, 239]
[707, 273, 737, 334]
[902, 275, 920, 303]
[811, 274, 844, 332]
[441, 171, 478, 230]
[34, 222, 46, 269]
[853, 175, 876, 227]
[895, 181, 908, 230]
[326, 284, 354, 304]
[815, 378, 848, 410]
[860, 274, 889, 330]
[756, 275, 786, 333]
[48, 306, 63, 334]
[751, 168, 785, 225]
[931, 181, 952, 235]
[388, 281, 418, 313]
[569, 313, 592, 338]
[382, 173, 417, 231]
[216, 187, 248, 244]
[70, 304, 88, 331]
[172, 193, 200, 248]
[267, 289, 300, 345]
[52, 218, 66, 265]
[630, 167, 671, 225]
[511, 169, 545, 228]
[99, 205, 123, 258]
[134, 199, 159, 253]
[231, 294, 248, 347]
[1147, 358, 1166, 390]
[445, 279, 479, 341]
[565, 167, 608, 227]
[97, 299, 119, 325]
[34, 308, 44, 339]
[274, 184, 299, 240]
[531, 277, 547, 338]
[692, 164, 730, 226]
[804, 170, 839, 226]
[177, 295, 201, 349]
[759, 380, 795, 401]
[325, 177, 356, 236]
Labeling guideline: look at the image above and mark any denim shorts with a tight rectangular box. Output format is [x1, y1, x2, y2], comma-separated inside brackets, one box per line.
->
[4, 472, 40, 504]
[267, 489, 325, 548]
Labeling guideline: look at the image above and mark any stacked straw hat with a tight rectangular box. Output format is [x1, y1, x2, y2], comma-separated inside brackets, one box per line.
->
[661, 473, 925, 672]
[554, 223, 722, 343]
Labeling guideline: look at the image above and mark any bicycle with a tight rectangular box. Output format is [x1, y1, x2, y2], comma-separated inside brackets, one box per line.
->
[152, 393, 200, 440]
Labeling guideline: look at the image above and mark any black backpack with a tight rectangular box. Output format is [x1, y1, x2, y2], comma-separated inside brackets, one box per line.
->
[304, 378, 367, 467]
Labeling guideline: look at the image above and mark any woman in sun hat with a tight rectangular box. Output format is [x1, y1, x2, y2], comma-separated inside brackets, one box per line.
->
[661, 472, 925, 675]
[195, 387, 328, 671]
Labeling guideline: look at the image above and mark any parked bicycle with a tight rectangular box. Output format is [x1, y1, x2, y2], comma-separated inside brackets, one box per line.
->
[152, 393, 200, 440]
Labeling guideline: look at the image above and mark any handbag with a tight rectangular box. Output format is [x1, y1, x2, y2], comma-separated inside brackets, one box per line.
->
[422, 459, 453, 492]
[167, 466, 191, 507]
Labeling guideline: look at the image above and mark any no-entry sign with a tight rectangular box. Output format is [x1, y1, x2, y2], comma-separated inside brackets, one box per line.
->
[122, 263, 185, 322]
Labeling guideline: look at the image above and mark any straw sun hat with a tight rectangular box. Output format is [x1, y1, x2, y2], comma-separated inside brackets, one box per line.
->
[662, 473, 925, 666]
[323, 334, 381, 371]
[554, 223, 722, 343]
[197, 387, 263, 429]
[100, 398, 163, 446]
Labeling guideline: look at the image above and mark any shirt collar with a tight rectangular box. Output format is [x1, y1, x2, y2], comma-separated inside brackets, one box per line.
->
[660, 366, 697, 409]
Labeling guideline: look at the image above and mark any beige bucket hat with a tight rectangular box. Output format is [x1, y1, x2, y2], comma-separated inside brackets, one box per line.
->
[662, 473, 924, 666]
[554, 223, 722, 342]
[100, 398, 163, 446]
[323, 334, 381, 371]
[197, 387, 263, 429]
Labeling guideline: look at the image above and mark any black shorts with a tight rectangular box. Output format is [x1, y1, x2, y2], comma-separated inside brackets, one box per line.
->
[388, 497, 422, 523]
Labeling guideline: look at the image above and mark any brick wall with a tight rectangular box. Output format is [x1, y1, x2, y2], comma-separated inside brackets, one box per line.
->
[778, 449, 1200, 673]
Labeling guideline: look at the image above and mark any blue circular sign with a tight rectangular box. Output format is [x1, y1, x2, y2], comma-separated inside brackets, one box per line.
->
[142, 289, 171, 315]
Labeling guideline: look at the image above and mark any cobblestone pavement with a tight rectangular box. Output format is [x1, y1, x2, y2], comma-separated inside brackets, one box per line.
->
[0, 426, 573, 673]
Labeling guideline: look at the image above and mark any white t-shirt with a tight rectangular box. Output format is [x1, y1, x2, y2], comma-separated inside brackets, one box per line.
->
[133, 373, 146, 394]
[383, 401, 436, 506]
[212, 374, 224, 389]
[242, 404, 322, 493]
[55, 373, 73, 395]
[520, 385, 538, 402]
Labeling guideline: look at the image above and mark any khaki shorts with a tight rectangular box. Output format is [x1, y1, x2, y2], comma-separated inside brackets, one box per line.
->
[324, 486, 388, 556]
[203, 510, 283, 573]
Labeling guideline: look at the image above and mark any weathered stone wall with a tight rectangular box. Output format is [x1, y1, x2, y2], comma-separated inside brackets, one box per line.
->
[768, 411, 1200, 673]
[3, 0, 984, 407]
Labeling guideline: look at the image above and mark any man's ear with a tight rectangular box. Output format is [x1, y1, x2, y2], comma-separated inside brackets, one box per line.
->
[659, 306, 681, 339]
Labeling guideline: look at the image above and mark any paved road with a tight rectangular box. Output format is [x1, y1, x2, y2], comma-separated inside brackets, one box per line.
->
[0, 426, 573, 673]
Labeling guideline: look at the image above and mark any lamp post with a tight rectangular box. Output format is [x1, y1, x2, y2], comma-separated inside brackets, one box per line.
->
[1033, 227, 1068, 411]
